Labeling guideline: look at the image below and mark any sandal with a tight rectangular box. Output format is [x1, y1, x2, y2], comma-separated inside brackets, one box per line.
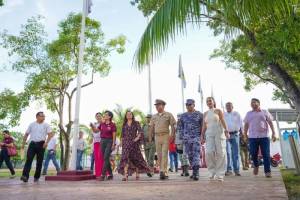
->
[122, 173, 128, 181]
[106, 175, 114, 180]
[136, 173, 140, 180]
[9, 175, 15, 179]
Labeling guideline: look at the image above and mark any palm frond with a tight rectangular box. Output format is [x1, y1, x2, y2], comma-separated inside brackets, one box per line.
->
[133, 0, 298, 71]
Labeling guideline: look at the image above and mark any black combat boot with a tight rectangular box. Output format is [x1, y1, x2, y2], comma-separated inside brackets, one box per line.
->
[184, 165, 190, 177]
[193, 166, 199, 181]
[181, 166, 185, 176]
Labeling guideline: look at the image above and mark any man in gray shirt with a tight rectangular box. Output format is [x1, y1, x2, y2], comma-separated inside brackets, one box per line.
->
[76, 131, 87, 170]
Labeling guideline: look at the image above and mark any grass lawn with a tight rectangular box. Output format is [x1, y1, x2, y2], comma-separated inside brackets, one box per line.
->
[0, 168, 57, 178]
[281, 169, 300, 199]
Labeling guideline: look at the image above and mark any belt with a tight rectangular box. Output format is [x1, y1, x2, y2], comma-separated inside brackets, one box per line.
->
[228, 131, 238, 134]
[31, 141, 45, 144]
[155, 133, 169, 136]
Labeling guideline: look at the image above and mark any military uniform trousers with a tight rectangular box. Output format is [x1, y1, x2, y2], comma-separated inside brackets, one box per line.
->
[155, 134, 170, 176]
[205, 124, 227, 178]
[144, 142, 156, 168]
[184, 140, 201, 167]
[240, 146, 249, 168]
[176, 143, 189, 166]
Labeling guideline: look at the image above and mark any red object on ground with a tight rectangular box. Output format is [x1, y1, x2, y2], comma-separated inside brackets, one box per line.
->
[45, 170, 96, 181]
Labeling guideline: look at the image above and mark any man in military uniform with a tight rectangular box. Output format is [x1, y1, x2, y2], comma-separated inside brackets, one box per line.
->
[142, 114, 156, 177]
[175, 113, 190, 177]
[179, 99, 203, 181]
[149, 99, 176, 180]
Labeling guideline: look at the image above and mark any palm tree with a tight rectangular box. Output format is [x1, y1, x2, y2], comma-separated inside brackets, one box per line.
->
[133, 0, 300, 113]
[113, 104, 146, 138]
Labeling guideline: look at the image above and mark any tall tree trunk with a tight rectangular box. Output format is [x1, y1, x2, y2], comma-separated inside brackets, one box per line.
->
[63, 134, 70, 170]
[59, 130, 64, 170]
[245, 32, 300, 112]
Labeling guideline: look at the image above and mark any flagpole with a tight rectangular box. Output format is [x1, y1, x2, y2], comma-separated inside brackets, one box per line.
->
[180, 55, 185, 113]
[199, 75, 203, 113]
[147, 17, 152, 114]
[71, 0, 87, 170]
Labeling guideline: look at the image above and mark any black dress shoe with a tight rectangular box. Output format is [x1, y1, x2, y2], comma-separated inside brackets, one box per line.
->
[168, 168, 173, 172]
[159, 172, 165, 180]
[20, 176, 28, 182]
[34, 179, 39, 182]
[106, 175, 113, 180]
[147, 172, 152, 177]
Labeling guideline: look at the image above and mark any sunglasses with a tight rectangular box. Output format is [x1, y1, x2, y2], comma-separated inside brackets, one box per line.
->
[185, 104, 192, 106]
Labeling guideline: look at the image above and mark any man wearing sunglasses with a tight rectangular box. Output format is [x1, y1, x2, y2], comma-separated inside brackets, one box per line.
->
[179, 99, 203, 181]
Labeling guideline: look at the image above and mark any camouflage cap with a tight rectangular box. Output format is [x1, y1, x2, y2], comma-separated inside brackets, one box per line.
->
[154, 99, 166, 105]
[186, 99, 195, 104]
[146, 114, 152, 118]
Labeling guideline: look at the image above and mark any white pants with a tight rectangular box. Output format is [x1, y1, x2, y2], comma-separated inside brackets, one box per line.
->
[205, 125, 227, 178]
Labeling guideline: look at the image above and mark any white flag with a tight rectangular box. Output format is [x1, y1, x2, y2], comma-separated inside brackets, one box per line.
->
[178, 55, 187, 88]
[221, 96, 225, 112]
[86, 0, 93, 17]
[198, 76, 203, 104]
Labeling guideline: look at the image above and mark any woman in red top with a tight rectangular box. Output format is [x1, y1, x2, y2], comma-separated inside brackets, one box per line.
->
[0, 130, 16, 178]
[169, 137, 178, 172]
[90, 110, 116, 181]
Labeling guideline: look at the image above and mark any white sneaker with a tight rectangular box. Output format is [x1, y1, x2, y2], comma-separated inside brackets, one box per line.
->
[209, 173, 215, 179]
[217, 176, 224, 181]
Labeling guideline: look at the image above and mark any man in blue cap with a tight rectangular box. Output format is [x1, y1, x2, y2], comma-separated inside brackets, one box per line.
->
[179, 99, 203, 180]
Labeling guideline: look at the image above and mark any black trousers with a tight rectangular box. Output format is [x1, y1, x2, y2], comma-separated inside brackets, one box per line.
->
[22, 141, 45, 180]
[0, 149, 15, 175]
[100, 138, 113, 176]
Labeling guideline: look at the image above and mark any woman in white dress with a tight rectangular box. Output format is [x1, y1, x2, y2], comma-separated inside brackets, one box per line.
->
[201, 97, 230, 181]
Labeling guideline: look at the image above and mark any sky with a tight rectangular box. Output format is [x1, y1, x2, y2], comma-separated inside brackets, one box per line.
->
[0, 0, 295, 137]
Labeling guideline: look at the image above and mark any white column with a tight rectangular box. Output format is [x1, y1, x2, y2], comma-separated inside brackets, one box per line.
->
[71, 0, 87, 170]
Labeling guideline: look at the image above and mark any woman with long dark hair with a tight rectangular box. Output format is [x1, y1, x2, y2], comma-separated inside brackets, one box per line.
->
[89, 112, 108, 179]
[90, 110, 116, 181]
[118, 111, 150, 181]
[201, 97, 230, 181]
[0, 130, 16, 179]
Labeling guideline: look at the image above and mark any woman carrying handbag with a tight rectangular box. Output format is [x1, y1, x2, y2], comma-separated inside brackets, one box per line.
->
[0, 130, 16, 179]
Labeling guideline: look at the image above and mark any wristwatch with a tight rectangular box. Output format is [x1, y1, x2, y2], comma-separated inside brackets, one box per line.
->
[113, 144, 116, 146]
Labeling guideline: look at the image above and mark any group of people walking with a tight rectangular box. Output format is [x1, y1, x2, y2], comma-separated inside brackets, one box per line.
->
[0, 96, 277, 182]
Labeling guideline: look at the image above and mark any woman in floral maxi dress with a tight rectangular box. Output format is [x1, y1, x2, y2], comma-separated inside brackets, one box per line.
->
[118, 111, 151, 181]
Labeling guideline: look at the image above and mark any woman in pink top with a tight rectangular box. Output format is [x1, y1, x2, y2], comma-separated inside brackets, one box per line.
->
[90, 113, 107, 178]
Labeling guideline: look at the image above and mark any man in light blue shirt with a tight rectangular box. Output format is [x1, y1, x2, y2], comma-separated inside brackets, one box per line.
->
[224, 102, 243, 176]
[43, 132, 60, 175]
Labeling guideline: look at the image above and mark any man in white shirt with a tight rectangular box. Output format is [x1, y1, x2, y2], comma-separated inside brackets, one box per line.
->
[110, 137, 120, 172]
[224, 102, 244, 176]
[42, 132, 60, 175]
[76, 131, 87, 170]
[20, 111, 52, 182]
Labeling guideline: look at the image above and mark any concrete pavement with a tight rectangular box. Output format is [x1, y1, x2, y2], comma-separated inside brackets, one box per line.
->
[0, 167, 287, 200]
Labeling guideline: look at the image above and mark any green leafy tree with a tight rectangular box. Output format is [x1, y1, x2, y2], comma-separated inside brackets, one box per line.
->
[0, 89, 30, 130]
[130, 0, 164, 17]
[131, 0, 300, 112]
[113, 104, 146, 138]
[0, 0, 3, 6]
[0, 13, 127, 170]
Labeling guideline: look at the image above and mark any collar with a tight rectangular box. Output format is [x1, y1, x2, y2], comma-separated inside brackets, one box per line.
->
[251, 109, 262, 113]
[187, 109, 196, 114]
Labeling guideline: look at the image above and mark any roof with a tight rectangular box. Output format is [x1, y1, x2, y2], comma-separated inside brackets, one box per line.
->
[268, 108, 299, 122]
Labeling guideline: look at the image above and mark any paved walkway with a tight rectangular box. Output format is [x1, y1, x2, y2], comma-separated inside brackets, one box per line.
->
[0, 167, 287, 200]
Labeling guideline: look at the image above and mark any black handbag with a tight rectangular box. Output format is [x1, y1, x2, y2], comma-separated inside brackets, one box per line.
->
[175, 145, 183, 154]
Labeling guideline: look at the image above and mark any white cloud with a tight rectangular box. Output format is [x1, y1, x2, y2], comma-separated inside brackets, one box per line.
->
[0, 0, 24, 17]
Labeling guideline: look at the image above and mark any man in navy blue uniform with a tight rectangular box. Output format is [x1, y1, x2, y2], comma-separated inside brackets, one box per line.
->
[179, 99, 203, 180]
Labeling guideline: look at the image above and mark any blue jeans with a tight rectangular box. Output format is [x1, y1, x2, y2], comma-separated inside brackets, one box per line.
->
[43, 150, 60, 174]
[90, 152, 95, 171]
[169, 151, 178, 171]
[226, 133, 240, 172]
[249, 137, 271, 174]
[76, 150, 84, 170]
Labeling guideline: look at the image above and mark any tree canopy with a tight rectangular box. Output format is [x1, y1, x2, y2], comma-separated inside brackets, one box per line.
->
[131, 0, 300, 111]
[0, 13, 127, 170]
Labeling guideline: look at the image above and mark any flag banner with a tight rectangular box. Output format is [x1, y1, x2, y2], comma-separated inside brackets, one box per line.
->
[178, 55, 187, 88]
[198, 76, 203, 104]
[86, 0, 93, 16]
[221, 96, 225, 112]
